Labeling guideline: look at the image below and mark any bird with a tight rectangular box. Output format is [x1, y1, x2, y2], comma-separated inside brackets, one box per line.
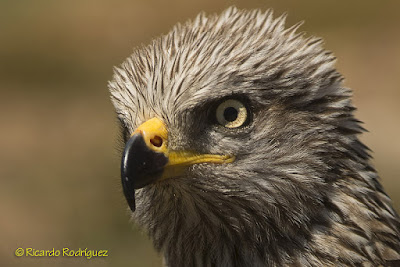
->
[108, 7, 400, 266]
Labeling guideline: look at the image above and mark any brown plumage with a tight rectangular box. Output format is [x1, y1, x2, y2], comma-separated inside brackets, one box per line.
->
[109, 7, 400, 266]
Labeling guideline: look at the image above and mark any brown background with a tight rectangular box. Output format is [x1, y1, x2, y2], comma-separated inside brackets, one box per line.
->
[1, 0, 399, 266]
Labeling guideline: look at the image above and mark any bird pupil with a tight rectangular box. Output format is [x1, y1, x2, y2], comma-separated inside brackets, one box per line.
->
[224, 107, 238, 122]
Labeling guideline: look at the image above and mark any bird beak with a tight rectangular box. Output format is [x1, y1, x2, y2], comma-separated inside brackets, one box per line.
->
[121, 117, 235, 211]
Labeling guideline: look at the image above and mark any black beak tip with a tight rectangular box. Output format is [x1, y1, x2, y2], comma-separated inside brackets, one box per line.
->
[126, 195, 136, 212]
[121, 175, 136, 212]
[120, 134, 168, 212]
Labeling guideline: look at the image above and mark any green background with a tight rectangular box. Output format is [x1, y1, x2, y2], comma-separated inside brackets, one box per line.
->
[1, 1, 399, 266]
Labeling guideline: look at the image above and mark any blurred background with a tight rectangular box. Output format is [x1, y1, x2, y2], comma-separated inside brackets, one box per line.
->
[1, 0, 399, 266]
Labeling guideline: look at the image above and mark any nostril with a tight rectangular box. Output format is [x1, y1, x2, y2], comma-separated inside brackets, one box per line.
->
[150, 136, 163, 147]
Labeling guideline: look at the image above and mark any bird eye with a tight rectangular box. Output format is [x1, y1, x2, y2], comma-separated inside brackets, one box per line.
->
[215, 99, 248, 128]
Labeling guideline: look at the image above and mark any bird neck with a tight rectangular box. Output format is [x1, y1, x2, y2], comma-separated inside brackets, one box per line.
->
[134, 185, 314, 266]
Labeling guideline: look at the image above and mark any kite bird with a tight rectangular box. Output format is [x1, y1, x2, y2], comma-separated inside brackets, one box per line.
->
[109, 7, 400, 266]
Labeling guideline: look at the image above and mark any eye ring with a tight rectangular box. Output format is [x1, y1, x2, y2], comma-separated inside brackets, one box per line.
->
[216, 99, 248, 128]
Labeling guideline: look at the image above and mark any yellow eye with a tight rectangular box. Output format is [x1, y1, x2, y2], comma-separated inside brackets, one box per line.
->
[216, 99, 248, 128]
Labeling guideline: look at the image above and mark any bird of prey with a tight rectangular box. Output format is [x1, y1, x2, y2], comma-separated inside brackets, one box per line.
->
[109, 7, 400, 266]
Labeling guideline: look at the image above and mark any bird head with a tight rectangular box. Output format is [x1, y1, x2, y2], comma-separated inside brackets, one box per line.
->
[108, 7, 399, 265]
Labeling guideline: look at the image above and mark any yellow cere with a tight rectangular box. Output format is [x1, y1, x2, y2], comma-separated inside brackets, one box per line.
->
[132, 117, 169, 153]
[132, 117, 235, 176]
